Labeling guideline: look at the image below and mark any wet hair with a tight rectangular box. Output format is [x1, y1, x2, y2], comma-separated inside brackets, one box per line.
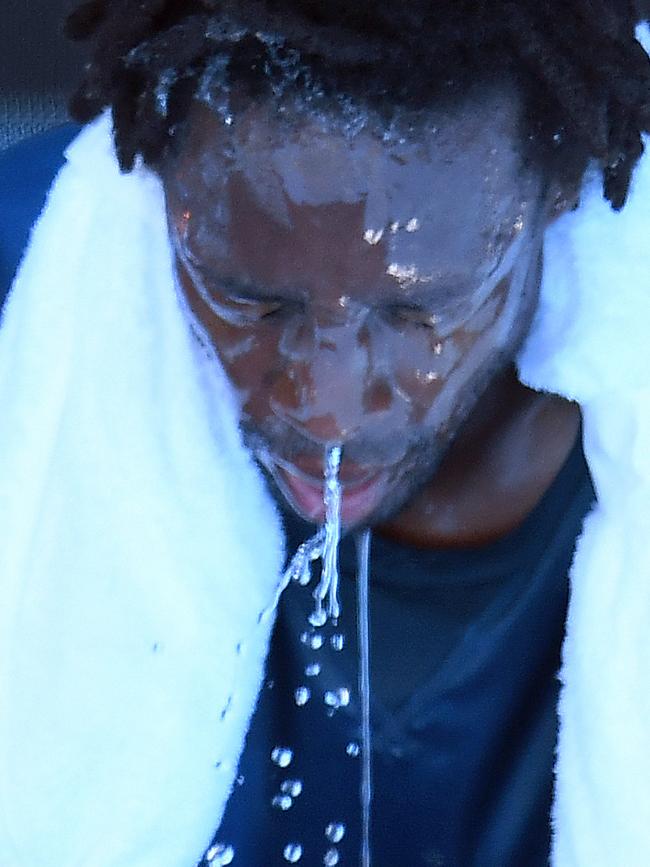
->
[67, 0, 650, 208]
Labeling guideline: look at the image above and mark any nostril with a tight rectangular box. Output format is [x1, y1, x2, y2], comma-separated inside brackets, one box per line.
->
[268, 363, 312, 415]
[300, 413, 361, 443]
[363, 378, 393, 413]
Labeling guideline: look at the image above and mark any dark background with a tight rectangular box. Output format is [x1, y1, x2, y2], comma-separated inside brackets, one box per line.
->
[1, 2, 650, 151]
[1, 0, 86, 149]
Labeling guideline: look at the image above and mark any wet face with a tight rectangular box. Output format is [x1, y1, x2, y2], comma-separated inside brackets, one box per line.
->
[164, 90, 551, 529]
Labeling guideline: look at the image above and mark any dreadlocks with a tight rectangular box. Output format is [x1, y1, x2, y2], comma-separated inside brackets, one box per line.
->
[66, 0, 650, 208]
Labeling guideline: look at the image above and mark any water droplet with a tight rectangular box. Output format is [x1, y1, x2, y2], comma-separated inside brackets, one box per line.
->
[281, 779, 303, 797]
[405, 217, 420, 232]
[323, 848, 340, 865]
[294, 686, 311, 706]
[271, 747, 294, 768]
[415, 369, 439, 384]
[272, 794, 293, 811]
[283, 843, 303, 862]
[325, 823, 346, 843]
[346, 741, 360, 757]
[206, 843, 235, 865]
[308, 608, 328, 628]
[324, 687, 350, 709]
[305, 663, 321, 677]
[330, 633, 345, 651]
[300, 631, 324, 649]
[363, 228, 384, 245]
[236, 774, 245, 786]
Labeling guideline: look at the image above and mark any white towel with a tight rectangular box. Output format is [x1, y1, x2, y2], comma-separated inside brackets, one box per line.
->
[518, 141, 650, 867]
[0, 115, 285, 867]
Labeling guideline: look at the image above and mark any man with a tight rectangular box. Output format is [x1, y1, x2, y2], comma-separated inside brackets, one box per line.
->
[0, 2, 649, 866]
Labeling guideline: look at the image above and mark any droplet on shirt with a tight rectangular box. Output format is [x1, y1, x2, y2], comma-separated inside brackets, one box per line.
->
[205, 842, 235, 865]
[363, 228, 384, 245]
[271, 747, 294, 768]
[325, 823, 346, 843]
[308, 607, 328, 628]
[330, 633, 345, 651]
[283, 843, 303, 862]
[281, 779, 304, 797]
[305, 663, 321, 677]
[323, 848, 340, 865]
[236, 774, 245, 786]
[346, 741, 360, 757]
[272, 794, 294, 811]
[301, 630, 324, 649]
[324, 688, 350, 709]
[294, 686, 311, 706]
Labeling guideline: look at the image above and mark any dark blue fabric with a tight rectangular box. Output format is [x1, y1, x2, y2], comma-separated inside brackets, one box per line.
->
[205, 438, 594, 867]
[0, 124, 80, 309]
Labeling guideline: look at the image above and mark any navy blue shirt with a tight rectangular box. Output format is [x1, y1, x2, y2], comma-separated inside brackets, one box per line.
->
[206, 437, 593, 867]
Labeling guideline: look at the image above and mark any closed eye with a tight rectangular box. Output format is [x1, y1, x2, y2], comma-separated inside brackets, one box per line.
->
[385, 303, 440, 329]
[203, 292, 295, 324]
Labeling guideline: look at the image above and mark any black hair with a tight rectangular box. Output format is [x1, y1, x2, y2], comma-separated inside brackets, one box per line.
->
[66, 0, 650, 208]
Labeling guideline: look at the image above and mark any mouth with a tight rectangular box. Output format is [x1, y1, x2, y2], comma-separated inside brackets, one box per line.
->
[268, 455, 390, 526]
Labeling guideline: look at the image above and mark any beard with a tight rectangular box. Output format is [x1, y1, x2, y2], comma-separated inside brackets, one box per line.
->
[237, 349, 518, 532]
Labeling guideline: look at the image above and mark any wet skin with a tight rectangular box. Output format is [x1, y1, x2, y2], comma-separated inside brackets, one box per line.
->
[163, 92, 580, 547]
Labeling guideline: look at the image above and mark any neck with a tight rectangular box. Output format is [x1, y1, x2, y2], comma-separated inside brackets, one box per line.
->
[377, 366, 582, 549]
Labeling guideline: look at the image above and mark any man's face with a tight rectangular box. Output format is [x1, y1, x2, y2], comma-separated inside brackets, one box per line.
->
[164, 89, 549, 529]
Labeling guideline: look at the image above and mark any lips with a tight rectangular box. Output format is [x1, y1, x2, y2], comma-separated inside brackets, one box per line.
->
[272, 459, 389, 526]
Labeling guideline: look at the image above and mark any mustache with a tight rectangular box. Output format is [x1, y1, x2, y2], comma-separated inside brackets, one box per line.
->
[238, 415, 425, 468]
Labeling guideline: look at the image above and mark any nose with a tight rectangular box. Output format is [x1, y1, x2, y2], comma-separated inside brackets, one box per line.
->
[268, 317, 396, 445]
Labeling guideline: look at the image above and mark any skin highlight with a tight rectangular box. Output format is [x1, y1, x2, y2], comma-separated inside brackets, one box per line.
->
[163, 90, 581, 547]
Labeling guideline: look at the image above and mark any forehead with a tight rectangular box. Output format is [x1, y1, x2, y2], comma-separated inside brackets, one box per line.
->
[164, 86, 543, 285]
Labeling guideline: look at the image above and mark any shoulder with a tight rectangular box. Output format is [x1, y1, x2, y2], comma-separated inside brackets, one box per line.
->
[0, 124, 81, 309]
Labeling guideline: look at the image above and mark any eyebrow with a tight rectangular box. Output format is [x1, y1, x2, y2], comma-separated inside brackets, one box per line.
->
[177, 238, 300, 300]
[198, 267, 292, 299]
[176, 224, 525, 307]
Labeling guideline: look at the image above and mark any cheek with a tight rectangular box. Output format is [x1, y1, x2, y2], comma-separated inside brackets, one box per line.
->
[391, 289, 514, 423]
[213, 326, 283, 413]
[176, 260, 285, 416]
